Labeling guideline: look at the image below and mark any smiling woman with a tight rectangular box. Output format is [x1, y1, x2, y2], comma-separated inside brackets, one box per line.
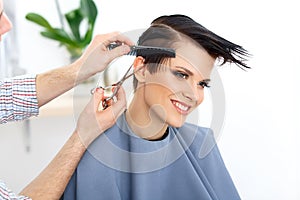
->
[61, 14, 250, 200]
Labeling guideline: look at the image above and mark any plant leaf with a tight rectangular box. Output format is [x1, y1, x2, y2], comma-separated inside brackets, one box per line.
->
[80, 0, 98, 24]
[40, 29, 80, 47]
[25, 13, 53, 29]
[82, 25, 93, 45]
[65, 9, 84, 42]
[42, 30, 83, 57]
[80, 0, 98, 46]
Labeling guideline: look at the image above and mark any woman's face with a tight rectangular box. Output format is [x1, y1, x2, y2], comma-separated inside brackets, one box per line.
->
[0, 0, 13, 41]
[141, 40, 215, 127]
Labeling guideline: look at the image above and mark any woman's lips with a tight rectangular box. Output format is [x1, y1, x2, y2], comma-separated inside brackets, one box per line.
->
[171, 100, 191, 115]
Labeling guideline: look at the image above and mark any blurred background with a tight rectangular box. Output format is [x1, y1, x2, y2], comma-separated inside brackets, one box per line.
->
[0, 0, 299, 199]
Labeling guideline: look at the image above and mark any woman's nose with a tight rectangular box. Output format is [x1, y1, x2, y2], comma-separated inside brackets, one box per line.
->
[182, 82, 204, 104]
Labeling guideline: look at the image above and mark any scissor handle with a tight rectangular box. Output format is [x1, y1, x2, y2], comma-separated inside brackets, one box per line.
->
[90, 63, 135, 110]
[90, 86, 114, 110]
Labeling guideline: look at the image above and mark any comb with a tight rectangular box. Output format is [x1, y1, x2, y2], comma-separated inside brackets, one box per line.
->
[107, 43, 176, 58]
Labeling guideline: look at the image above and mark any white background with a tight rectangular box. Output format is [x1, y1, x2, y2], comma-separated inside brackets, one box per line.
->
[1, 0, 300, 199]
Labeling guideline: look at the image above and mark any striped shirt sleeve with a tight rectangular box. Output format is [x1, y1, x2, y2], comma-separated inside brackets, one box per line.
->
[0, 75, 39, 124]
[0, 180, 31, 200]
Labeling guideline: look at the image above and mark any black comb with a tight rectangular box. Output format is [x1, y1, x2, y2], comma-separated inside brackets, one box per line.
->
[107, 43, 176, 58]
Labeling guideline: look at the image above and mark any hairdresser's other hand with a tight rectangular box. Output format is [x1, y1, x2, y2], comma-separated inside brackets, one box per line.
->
[74, 32, 134, 83]
[75, 86, 126, 147]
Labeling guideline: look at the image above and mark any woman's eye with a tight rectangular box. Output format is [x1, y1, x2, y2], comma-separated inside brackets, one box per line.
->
[198, 81, 210, 88]
[173, 71, 189, 79]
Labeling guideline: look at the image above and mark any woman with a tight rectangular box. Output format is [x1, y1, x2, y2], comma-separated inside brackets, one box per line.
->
[62, 14, 249, 200]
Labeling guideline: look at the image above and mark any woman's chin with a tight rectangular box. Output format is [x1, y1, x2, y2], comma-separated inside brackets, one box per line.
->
[167, 117, 186, 128]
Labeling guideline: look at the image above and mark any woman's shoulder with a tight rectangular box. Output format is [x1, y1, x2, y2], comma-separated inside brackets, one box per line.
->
[173, 123, 217, 158]
[178, 122, 214, 139]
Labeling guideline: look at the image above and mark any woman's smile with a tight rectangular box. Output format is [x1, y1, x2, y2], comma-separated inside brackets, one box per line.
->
[170, 99, 191, 115]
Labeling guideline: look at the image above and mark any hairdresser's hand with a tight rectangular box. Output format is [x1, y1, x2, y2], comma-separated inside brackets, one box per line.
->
[73, 32, 134, 83]
[75, 86, 126, 147]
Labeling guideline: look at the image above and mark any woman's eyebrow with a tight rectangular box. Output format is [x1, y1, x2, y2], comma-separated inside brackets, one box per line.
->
[175, 66, 211, 82]
[174, 66, 193, 75]
[201, 79, 211, 83]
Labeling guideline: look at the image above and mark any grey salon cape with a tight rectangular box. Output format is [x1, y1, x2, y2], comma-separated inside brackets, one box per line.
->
[61, 113, 240, 200]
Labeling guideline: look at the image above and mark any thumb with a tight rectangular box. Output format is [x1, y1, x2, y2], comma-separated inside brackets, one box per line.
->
[109, 86, 127, 118]
[92, 88, 105, 111]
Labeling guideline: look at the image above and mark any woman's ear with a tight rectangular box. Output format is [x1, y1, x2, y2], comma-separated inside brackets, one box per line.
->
[133, 56, 146, 83]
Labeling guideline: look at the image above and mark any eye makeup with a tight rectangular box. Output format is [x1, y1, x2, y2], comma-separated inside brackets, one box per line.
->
[171, 66, 211, 88]
[197, 79, 210, 88]
[172, 70, 189, 80]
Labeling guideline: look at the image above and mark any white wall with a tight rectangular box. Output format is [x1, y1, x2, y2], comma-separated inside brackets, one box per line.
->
[0, 116, 75, 194]
[2, 0, 300, 199]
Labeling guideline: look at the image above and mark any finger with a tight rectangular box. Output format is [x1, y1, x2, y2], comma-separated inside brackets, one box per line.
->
[92, 88, 104, 112]
[106, 45, 131, 62]
[102, 31, 134, 47]
[92, 32, 120, 45]
[114, 32, 135, 46]
[110, 86, 127, 116]
[113, 86, 126, 103]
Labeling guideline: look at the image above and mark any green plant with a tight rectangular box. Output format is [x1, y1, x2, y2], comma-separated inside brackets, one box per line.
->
[25, 0, 98, 59]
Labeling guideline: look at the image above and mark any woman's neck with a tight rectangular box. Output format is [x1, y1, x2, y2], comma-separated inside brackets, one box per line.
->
[125, 94, 168, 141]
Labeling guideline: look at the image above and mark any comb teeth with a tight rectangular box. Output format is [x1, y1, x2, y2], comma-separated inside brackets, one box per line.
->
[107, 43, 176, 58]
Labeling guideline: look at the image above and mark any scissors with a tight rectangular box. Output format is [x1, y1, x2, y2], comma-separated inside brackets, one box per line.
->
[91, 64, 141, 110]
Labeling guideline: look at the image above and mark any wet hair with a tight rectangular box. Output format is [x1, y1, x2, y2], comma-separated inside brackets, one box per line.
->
[133, 14, 250, 90]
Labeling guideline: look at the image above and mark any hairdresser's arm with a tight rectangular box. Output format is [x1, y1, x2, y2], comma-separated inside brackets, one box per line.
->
[36, 32, 133, 107]
[20, 86, 126, 200]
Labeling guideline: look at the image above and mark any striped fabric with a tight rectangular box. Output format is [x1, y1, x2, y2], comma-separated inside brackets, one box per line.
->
[0, 181, 31, 200]
[0, 75, 39, 124]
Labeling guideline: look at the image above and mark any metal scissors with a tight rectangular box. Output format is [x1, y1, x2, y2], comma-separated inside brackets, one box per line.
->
[91, 64, 139, 110]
